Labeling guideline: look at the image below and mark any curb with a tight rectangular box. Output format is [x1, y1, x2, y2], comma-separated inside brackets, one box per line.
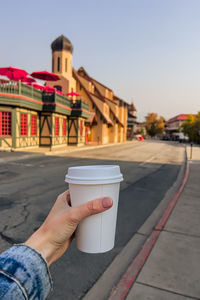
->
[108, 149, 189, 299]
[83, 147, 187, 300]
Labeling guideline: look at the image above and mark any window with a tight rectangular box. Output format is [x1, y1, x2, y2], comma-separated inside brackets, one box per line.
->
[65, 58, 67, 72]
[63, 119, 66, 136]
[54, 85, 62, 91]
[31, 115, 37, 136]
[57, 57, 60, 72]
[0, 111, 11, 136]
[80, 120, 83, 136]
[55, 117, 59, 136]
[21, 113, 27, 136]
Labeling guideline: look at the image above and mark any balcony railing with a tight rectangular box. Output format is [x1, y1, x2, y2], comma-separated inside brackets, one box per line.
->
[0, 81, 90, 118]
[0, 81, 43, 102]
[43, 92, 71, 107]
[71, 99, 90, 118]
[71, 99, 89, 110]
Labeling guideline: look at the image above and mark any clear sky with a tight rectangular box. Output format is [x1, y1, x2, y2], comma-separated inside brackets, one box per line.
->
[1, 0, 200, 121]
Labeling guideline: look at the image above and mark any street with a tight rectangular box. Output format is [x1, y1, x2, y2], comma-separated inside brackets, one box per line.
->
[0, 140, 184, 299]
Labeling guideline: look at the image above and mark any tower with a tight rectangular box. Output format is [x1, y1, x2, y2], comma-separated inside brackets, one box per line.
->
[51, 35, 75, 93]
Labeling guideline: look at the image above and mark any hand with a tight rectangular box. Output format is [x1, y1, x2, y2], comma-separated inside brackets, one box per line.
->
[25, 190, 113, 266]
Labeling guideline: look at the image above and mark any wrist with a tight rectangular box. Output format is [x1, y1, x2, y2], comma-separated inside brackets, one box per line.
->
[25, 228, 56, 266]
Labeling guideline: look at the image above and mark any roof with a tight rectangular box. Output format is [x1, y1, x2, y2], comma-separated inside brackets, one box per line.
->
[51, 35, 73, 53]
[73, 69, 113, 126]
[89, 93, 114, 126]
[86, 112, 98, 124]
[75, 67, 128, 126]
[128, 103, 137, 111]
[167, 114, 190, 123]
[109, 106, 124, 127]
[114, 95, 129, 106]
[92, 77, 112, 92]
[77, 69, 126, 122]
[77, 67, 128, 107]
[78, 67, 113, 91]
[128, 111, 137, 119]
[103, 96, 117, 105]
[77, 72, 106, 103]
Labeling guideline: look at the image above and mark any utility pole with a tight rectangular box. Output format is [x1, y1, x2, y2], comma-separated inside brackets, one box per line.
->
[190, 142, 193, 160]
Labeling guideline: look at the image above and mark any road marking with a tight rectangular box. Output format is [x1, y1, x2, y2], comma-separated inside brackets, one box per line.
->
[139, 154, 158, 166]
[9, 162, 33, 167]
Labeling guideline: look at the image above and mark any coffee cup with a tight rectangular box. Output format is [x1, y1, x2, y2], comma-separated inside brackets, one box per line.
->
[65, 165, 123, 253]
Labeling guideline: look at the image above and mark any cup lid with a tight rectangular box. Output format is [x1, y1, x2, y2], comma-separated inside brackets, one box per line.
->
[65, 165, 123, 185]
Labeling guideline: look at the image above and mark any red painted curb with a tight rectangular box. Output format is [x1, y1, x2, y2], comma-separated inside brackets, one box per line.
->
[109, 162, 189, 300]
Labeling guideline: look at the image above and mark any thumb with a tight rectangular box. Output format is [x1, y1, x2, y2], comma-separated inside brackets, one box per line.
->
[69, 197, 113, 224]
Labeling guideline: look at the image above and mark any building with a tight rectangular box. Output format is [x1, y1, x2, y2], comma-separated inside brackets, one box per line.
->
[49, 35, 76, 95]
[0, 34, 129, 150]
[165, 114, 190, 140]
[74, 67, 128, 144]
[127, 103, 137, 140]
[48, 35, 128, 145]
[0, 80, 90, 150]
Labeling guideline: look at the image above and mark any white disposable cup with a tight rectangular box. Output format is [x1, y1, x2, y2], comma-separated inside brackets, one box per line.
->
[65, 165, 123, 253]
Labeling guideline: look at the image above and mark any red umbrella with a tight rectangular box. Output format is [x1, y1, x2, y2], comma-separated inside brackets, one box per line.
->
[21, 76, 36, 83]
[66, 92, 80, 96]
[32, 82, 45, 90]
[0, 66, 28, 81]
[31, 71, 60, 81]
[56, 90, 63, 95]
[44, 85, 55, 93]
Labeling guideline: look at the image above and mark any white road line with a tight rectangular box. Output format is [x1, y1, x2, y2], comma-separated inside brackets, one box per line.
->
[139, 154, 158, 166]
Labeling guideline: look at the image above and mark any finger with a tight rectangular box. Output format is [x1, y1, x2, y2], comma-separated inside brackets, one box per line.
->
[68, 197, 113, 224]
[50, 191, 70, 215]
[65, 190, 71, 205]
[56, 190, 70, 205]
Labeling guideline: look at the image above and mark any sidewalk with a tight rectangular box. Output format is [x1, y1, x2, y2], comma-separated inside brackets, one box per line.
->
[122, 145, 200, 299]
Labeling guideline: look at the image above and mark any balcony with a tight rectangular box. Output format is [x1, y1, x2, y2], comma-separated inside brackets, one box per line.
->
[70, 100, 90, 118]
[0, 81, 91, 118]
[0, 81, 43, 111]
[42, 92, 71, 115]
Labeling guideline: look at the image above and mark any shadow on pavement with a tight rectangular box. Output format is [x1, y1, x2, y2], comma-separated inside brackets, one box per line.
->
[0, 154, 181, 300]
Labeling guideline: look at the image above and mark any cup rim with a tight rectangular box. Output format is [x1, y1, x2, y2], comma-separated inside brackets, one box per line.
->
[65, 165, 123, 185]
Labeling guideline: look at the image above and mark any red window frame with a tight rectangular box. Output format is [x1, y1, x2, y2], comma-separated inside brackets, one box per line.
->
[55, 117, 59, 136]
[63, 119, 66, 136]
[80, 120, 83, 136]
[21, 113, 27, 136]
[31, 115, 37, 136]
[0, 111, 12, 136]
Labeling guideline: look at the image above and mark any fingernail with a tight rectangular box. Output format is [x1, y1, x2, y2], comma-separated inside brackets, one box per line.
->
[102, 197, 113, 208]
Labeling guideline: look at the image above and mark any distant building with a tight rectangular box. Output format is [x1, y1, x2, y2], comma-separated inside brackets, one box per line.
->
[165, 114, 190, 139]
[127, 103, 137, 140]
[135, 122, 146, 136]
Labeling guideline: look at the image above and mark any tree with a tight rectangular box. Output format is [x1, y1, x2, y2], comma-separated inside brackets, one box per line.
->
[181, 114, 195, 141]
[145, 113, 165, 137]
[182, 112, 200, 143]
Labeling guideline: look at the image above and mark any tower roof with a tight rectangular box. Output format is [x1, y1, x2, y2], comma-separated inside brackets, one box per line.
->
[51, 35, 73, 53]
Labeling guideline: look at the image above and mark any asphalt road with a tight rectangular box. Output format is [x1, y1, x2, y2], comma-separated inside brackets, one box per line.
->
[0, 140, 184, 300]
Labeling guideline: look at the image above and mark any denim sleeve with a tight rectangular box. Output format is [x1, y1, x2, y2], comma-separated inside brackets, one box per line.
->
[0, 244, 52, 300]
